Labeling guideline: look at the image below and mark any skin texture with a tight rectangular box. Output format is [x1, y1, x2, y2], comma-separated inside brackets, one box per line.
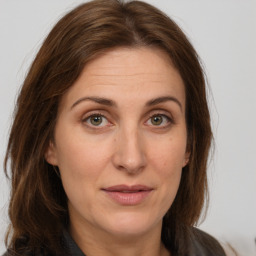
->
[45, 47, 189, 256]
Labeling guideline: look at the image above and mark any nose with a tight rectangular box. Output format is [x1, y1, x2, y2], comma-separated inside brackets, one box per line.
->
[112, 126, 146, 175]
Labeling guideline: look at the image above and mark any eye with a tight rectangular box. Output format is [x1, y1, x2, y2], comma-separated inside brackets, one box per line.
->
[146, 114, 172, 127]
[83, 114, 109, 127]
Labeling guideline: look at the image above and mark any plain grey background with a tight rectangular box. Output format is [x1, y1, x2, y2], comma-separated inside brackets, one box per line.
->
[0, 0, 255, 255]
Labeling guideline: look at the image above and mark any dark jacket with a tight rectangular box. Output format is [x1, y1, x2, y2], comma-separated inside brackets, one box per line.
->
[3, 227, 226, 256]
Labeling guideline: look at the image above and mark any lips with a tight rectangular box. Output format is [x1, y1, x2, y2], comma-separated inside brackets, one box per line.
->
[102, 184, 153, 205]
[103, 184, 153, 192]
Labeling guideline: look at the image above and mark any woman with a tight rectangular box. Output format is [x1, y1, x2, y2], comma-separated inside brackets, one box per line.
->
[3, 0, 226, 255]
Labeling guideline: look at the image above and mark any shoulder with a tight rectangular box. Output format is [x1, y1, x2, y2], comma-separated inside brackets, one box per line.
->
[189, 227, 226, 256]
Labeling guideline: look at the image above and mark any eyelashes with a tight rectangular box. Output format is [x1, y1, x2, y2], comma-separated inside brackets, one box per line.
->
[82, 111, 174, 130]
[145, 114, 173, 127]
[84, 114, 109, 127]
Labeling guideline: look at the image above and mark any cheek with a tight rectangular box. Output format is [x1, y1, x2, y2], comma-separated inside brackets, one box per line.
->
[56, 127, 112, 176]
[149, 135, 187, 174]
[56, 143, 110, 217]
[54, 130, 114, 205]
[147, 134, 186, 204]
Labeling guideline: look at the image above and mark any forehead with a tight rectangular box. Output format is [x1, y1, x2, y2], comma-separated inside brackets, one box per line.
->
[60, 47, 185, 109]
[82, 47, 180, 83]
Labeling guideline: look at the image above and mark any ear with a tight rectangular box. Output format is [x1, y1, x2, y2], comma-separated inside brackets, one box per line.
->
[182, 151, 190, 167]
[44, 140, 58, 166]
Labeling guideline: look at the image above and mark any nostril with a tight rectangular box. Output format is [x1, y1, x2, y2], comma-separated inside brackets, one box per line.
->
[112, 132, 146, 173]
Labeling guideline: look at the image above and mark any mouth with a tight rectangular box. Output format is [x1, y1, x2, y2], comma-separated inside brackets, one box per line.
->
[102, 184, 153, 205]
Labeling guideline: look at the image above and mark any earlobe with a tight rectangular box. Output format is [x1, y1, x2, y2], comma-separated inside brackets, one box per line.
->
[44, 141, 58, 166]
[182, 152, 190, 167]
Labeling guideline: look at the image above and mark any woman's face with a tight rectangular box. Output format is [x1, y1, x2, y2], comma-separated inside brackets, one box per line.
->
[45, 47, 189, 239]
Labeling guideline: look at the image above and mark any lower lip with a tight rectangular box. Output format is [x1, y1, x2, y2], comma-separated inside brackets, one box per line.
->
[103, 190, 152, 205]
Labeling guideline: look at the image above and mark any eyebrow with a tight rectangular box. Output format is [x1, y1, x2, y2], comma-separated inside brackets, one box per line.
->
[146, 96, 182, 110]
[71, 96, 182, 111]
[71, 96, 117, 109]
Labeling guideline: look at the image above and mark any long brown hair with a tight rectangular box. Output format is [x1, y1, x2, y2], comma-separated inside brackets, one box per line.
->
[4, 0, 212, 255]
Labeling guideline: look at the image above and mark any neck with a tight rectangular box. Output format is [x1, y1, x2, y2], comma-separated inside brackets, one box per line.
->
[69, 219, 170, 256]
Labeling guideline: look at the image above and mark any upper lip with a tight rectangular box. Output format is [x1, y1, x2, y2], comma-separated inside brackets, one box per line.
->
[102, 184, 153, 192]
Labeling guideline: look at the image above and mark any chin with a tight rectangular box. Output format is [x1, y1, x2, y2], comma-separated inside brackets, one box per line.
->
[100, 211, 162, 238]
